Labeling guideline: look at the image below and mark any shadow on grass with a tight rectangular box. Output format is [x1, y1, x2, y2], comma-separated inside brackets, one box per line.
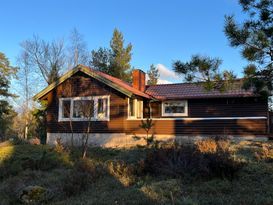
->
[0, 141, 156, 205]
[1, 140, 273, 205]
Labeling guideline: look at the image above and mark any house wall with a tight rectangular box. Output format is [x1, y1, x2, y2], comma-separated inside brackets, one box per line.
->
[43, 72, 268, 146]
[126, 97, 268, 136]
[126, 118, 267, 136]
[150, 97, 268, 118]
[44, 72, 128, 134]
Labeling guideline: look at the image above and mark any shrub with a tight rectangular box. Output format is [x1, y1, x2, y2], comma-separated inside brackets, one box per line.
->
[63, 159, 103, 196]
[254, 143, 273, 162]
[54, 137, 66, 153]
[195, 138, 217, 153]
[195, 137, 231, 154]
[106, 160, 140, 187]
[143, 140, 244, 180]
[0, 145, 71, 179]
[1, 178, 25, 204]
[140, 179, 181, 203]
[9, 137, 29, 145]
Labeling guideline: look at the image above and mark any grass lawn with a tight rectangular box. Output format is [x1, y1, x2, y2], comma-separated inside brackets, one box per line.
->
[0, 140, 273, 205]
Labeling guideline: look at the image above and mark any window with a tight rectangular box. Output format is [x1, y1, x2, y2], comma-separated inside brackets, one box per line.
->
[73, 99, 94, 119]
[59, 96, 110, 121]
[98, 98, 108, 119]
[62, 99, 71, 118]
[128, 98, 143, 119]
[162, 101, 188, 117]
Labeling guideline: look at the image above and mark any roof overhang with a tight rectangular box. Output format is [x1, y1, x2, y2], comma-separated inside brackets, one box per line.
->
[33, 65, 135, 100]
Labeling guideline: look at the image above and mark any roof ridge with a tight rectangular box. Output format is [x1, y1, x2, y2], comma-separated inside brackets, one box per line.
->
[146, 79, 244, 87]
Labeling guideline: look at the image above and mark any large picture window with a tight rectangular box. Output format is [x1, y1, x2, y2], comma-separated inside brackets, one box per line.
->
[59, 96, 110, 121]
[128, 98, 143, 119]
[162, 100, 188, 117]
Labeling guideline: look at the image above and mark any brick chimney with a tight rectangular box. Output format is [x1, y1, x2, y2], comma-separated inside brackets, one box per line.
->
[132, 69, 146, 92]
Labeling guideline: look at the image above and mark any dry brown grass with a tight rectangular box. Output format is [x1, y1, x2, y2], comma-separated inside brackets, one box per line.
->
[195, 138, 217, 153]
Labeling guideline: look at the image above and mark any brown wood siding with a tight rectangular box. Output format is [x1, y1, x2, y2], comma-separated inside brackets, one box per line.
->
[126, 119, 267, 135]
[151, 97, 268, 118]
[44, 71, 268, 136]
[45, 72, 127, 133]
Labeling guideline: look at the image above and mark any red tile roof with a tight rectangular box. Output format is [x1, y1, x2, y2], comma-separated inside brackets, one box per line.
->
[88, 67, 151, 99]
[35, 65, 255, 101]
[145, 81, 255, 100]
[87, 66, 255, 100]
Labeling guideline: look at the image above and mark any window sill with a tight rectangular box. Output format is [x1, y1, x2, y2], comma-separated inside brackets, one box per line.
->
[58, 118, 110, 122]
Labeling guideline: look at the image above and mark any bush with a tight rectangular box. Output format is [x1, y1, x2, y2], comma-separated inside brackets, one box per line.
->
[140, 179, 181, 203]
[106, 160, 143, 186]
[63, 159, 104, 196]
[143, 139, 244, 180]
[195, 137, 231, 154]
[254, 143, 273, 162]
[195, 138, 217, 153]
[0, 145, 71, 179]
[9, 137, 29, 145]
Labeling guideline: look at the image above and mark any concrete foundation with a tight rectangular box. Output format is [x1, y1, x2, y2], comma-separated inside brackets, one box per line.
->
[46, 133, 268, 148]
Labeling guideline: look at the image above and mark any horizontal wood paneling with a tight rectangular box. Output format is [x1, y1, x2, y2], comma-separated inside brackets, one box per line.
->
[126, 119, 267, 135]
[151, 97, 268, 118]
[44, 72, 268, 136]
[45, 72, 127, 133]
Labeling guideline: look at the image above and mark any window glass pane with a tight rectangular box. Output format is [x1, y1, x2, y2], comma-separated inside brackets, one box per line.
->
[136, 101, 142, 118]
[73, 100, 94, 118]
[164, 102, 185, 114]
[98, 98, 108, 118]
[129, 98, 135, 117]
[62, 100, 71, 118]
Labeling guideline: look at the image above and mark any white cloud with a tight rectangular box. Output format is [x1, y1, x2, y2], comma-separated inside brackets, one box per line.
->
[154, 64, 180, 84]
[156, 64, 179, 80]
[157, 79, 173, 84]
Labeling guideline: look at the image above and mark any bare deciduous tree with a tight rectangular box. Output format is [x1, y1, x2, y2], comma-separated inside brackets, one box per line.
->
[20, 35, 66, 85]
[67, 28, 89, 68]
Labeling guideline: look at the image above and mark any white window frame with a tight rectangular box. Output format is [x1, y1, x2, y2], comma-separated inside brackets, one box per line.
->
[161, 100, 188, 117]
[58, 95, 110, 121]
[127, 98, 143, 119]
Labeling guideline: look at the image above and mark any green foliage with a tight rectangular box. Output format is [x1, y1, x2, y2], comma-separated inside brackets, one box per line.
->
[90, 47, 112, 73]
[139, 118, 156, 146]
[1, 142, 273, 204]
[0, 144, 71, 179]
[143, 139, 243, 180]
[224, 0, 273, 96]
[107, 160, 140, 187]
[63, 158, 104, 196]
[0, 52, 17, 141]
[90, 28, 133, 82]
[147, 64, 160, 85]
[32, 100, 47, 144]
[140, 179, 181, 204]
[173, 55, 236, 91]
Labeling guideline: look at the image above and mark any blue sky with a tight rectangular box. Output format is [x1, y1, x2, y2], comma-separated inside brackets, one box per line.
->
[1, 0, 247, 83]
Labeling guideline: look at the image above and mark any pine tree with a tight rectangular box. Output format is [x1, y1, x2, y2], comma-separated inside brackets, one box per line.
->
[0, 52, 17, 140]
[173, 55, 236, 91]
[147, 64, 159, 85]
[90, 48, 112, 74]
[224, 0, 273, 96]
[90, 28, 133, 82]
[109, 28, 132, 82]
